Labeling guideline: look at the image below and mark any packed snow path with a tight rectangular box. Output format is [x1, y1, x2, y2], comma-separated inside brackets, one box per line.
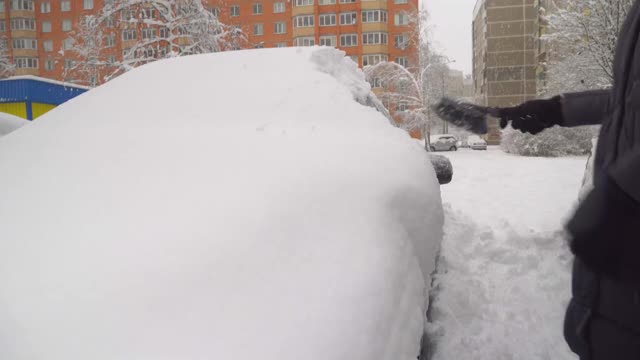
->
[427, 147, 588, 360]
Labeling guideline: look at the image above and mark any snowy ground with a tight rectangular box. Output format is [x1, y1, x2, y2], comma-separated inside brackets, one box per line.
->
[428, 146, 587, 360]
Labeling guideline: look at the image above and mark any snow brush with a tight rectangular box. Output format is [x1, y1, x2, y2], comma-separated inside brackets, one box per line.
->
[432, 97, 495, 135]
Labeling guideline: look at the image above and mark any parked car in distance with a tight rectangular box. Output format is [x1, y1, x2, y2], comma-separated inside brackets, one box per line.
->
[468, 135, 488, 150]
[430, 134, 458, 152]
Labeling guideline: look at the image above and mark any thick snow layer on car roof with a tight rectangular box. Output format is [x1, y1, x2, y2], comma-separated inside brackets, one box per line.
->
[0, 112, 27, 137]
[0, 47, 443, 360]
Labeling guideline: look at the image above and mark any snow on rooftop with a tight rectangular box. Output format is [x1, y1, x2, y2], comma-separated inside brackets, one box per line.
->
[0, 47, 443, 360]
[1, 75, 91, 89]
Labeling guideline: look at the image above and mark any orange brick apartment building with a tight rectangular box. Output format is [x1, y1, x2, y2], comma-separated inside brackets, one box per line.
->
[1, 0, 419, 81]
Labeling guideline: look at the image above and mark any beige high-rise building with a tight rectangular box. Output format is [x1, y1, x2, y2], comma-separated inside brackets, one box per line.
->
[472, 0, 545, 144]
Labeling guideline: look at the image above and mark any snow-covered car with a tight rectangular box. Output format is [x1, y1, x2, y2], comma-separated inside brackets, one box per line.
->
[467, 135, 487, 150]
[0, 48, 445, 360]
[430, 134, 458, 152]
[0, 112, 27, 137]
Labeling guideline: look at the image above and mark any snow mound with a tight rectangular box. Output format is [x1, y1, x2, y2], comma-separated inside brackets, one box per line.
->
[0, 112, 27, 137]
[0, 48, 443, 360]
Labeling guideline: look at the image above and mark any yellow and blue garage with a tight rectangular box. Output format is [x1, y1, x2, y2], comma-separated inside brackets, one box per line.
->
[0, 76, 88, 121]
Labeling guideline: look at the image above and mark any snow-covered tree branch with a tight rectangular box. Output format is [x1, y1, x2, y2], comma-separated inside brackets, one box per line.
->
[543, 0, 634, 91]
[63, 0, 243, 86]
[0, 37, 14, 79]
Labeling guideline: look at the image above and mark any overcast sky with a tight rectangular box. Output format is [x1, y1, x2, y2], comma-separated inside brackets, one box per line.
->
[423, 0, 479, 75]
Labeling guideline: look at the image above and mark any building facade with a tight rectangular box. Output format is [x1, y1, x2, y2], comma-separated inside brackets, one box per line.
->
[0, 0, 419, 82]
[472, 0, 544, 144]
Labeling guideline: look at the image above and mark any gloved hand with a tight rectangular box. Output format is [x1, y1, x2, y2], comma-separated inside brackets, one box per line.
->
[489, 96, 564, 135]
[567, 174, 640, 285]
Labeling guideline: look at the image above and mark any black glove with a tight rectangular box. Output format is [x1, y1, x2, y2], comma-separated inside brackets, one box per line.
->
[567, 175, 640, 286]
[490, 96, 564, 135]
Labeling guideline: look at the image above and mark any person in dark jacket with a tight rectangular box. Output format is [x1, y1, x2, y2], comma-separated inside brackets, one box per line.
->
[486, 1, 640, 358]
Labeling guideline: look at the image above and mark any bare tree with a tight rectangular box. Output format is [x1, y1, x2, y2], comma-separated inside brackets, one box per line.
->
[0, 37, 14, 78]
[364, 9, 452, 140]
[64, 0, 242, 86]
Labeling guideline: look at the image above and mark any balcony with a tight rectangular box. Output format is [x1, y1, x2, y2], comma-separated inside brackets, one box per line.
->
[361, 0, 387, 10]
[292, 26, 315, 37]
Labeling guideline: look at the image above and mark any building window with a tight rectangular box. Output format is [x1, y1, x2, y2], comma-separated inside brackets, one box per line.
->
[362, 32, 387, 45]
[11, 18, 35, 31]
[339, 12, 357, 25]
[363, 54, 388, 66]
[394, 33, 409, 48]
[319, 13, 336, 26]
[252, 3, 262, 14]
[121, 9, 134, 21]
[105, 16, 115, 28]
[159, 27, 169, 38]
[42, 21, 51, 32]
[122, 48, 131, 58]
[319, 35, 336, 47]
[12, 38, 37, 49]
[230, 5, 239, 17]
[397, 101, 408, 112]
[274, 42, 287, 48]
[62, 38, 73, 50]
[11, 0, 34, 11]
[294, 15, 314, 28]
[394, 0, 408, 3]
[62, 19, 72, 32]
[253, 23, 263, 35]
[340, 0, 356, 3]
[362, 10, 387, 23]
[43, 39, 52, 52]
[40, 1, 50, 13]
[141, 27, 156, 39]
[319, 0, 335, 4]
[395, 56, 407, 67]
[207, 7, 220, 17]
[105, 34, 116, 47]
[273, 2, 285, 13]
[340, 33, 357, 47]
[83, 0, 93, 10]
[45, 59, 54, 71]
[274, 22, 286, 34]
[294, 36, 314, 47]
[0, 21, 4, 31]
[15, 57, 38, 69]
[394, 12, 409, 26]
[121, 29, 136, 41]
[294, 0, 313, 6]
[108, 55, 117, 64]
[370, 77, 384, 88]
[61, 0, 70, 11]
[64, 59, 74, 69]
[141, 8, 156, 19]
[0, 1, 4, 12]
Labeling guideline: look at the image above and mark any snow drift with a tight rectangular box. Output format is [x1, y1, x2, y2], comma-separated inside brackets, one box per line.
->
[0, 112, 27, 137]
[0, 48, 444, 360]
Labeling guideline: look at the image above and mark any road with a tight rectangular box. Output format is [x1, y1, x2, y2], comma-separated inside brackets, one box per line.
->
[428, 147, 587, 360]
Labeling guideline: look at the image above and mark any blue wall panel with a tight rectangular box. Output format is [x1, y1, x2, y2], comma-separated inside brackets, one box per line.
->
[0, 78, 88, 106]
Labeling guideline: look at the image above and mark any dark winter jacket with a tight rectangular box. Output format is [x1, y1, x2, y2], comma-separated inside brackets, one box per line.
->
[560, 0, 640, 358]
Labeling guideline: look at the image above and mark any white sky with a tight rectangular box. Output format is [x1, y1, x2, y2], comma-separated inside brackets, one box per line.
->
[423, 0, 479, 75]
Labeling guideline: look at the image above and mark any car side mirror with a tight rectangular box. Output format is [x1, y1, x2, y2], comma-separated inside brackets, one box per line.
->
[429, 154, 453, 185]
